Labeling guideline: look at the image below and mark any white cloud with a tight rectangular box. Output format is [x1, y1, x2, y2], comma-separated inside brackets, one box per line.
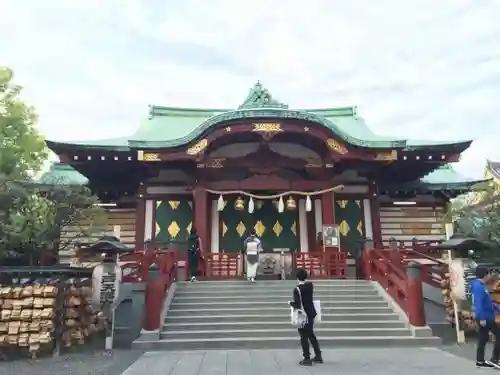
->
[1, 0, 500, 178]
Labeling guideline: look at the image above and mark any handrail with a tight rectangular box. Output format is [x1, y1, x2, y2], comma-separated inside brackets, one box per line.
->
[363, 248, 426, 326]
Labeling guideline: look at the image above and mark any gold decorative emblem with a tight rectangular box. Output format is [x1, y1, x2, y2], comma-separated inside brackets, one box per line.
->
[168, 201, 180, 210]
[207, 158, 225, 168]
[167, 221, 181, 238]
[252, 123, 282, 132]
[305, 159, 323, 168]
[291, 221, 297, 236]
[138, 151, 161, 161]
[337, 200, 348, 209]
[326, 139, 348, 154]
[236, 221, 246, 237]
[186, 138, 208, 156]
[339, 220, 350, 236]
[254, 221, 266, 237]
[273, 221, 283, 237]
[221, 221, 228, 236]
[186, 222, 192, 235]
[375, 150, 397, 161]
[357, 221, 363, 235]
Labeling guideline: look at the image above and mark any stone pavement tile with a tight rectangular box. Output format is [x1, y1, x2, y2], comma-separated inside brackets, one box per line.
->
[119, 347, 479, 375]
[0, 349, 144, 375]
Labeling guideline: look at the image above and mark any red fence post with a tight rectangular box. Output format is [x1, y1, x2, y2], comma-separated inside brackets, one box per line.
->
[405, 261, 426, 327]
[143, 263, 165, 331]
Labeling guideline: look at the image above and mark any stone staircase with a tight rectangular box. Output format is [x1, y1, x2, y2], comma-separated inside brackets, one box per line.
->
[133, 279, 440, 350]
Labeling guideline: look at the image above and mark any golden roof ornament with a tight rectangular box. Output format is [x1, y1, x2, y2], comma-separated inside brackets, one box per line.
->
[235, 196, 245, 211]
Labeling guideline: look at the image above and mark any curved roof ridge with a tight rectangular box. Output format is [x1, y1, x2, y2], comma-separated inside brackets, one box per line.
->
[130, 107, 407, 149]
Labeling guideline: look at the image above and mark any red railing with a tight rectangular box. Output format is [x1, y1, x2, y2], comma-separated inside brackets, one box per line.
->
[204, 253, 241, 279]
[293, 251, 348, 279]
[362, 248, 426, 326]
[119, 249, 178, 331]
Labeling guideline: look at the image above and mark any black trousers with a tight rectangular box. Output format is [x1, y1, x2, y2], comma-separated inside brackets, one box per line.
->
[298, 320, 321, 359]
[477, 320, 500, 362]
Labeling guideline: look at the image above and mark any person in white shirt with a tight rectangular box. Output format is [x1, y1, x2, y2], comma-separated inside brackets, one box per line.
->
[243, 230, 262, 282]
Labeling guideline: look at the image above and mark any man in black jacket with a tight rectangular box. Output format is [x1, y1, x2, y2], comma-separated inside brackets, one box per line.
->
[289, 269, 323, 366]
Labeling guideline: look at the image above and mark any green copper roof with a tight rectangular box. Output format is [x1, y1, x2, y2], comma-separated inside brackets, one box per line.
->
[39, 163, 88, 185]
[403, 164, 487, 190]
[47, 82, 472, 151]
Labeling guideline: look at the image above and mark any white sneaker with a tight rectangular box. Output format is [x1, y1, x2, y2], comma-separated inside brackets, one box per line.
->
[251, 278, 255, 283]
[190, 276, 196, 282]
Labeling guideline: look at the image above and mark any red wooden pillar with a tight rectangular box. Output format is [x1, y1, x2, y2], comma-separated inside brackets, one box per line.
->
[405, 262, 426, 326]
[193, 187, 209, 257]
[134, 183, 146, 251]
[321, 192, 335, 226]
[369, 182, 382, 248]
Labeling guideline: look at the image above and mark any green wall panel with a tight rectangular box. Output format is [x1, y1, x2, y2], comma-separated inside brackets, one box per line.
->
[219, 198, 299, 252]
[335, 198, 365, 256]
[155, 199, 193, 250]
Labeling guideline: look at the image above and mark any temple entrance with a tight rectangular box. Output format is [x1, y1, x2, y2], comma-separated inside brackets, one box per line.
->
[219, 197, 299, 253]
[335, 198, 365, 257]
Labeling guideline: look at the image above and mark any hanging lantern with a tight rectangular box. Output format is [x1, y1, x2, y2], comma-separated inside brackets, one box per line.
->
[235, 196, 245, 211]
[248, 197, 255, 214]
[217, 195, 225, 211]
[286, 196, 296, 211]
[278, 196, 285, 213]
[255, 200, 264, 210]
[305, 196, 312, 212]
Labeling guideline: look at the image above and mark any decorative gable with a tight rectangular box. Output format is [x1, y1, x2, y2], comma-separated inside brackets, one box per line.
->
[238, 81, 288, 109]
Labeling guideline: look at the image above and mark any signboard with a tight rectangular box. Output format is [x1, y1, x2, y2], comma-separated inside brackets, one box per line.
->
[322, 224, 340, 248]
[91, 263, 122, 309]
[449, 258, 466, 301]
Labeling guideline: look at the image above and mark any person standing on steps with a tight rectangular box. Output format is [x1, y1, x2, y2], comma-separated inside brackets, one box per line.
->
[471, 266, 500, 368]
[289, 268, 322, 366]
[243, 229, 261, 282]
[187, 227, 202, 282]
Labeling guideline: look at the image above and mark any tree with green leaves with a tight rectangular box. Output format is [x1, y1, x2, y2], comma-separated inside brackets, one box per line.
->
[0, 67, 47, 178]
[450, 184, 500, 247]
[0, 67, 106, 264]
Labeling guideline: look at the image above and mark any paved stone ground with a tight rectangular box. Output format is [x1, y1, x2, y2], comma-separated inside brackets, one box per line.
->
[0, 344, 484, 375]
[0, 349, 145, 375]
[119, 347, 479, 375]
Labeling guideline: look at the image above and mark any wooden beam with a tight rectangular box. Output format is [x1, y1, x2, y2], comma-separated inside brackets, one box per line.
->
[201, 174, 338, 191]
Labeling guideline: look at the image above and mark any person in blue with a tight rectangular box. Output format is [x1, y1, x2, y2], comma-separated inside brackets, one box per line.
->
[471, 266, 500, 368]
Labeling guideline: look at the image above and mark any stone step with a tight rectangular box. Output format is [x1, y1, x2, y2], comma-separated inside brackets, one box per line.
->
[133, 336, 441, 351]
[175, 288, 380, 297]
[169, 300, 389, 309]
[176, 283, 374, 291]
[161, 320, 408, 331]
[176, 280, 372, 287]
[165, 312, 401, 323]
[173, 294, 384, 302]
[166, 306, 394, 317]
[160, 327, 412, 339]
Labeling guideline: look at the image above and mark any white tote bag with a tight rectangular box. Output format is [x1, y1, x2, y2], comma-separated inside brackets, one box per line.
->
[313, 300, 322, 323]
[290, 287, 308, 328]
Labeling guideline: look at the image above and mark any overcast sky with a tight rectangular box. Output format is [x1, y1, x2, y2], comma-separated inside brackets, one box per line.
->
[1, 0, 499, 179]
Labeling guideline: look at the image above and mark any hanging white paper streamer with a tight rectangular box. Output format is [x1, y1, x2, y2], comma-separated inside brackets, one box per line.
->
[278, 196, 284, 213]
[305, 196, 312, 212]
[217, 195, 225, 211]
[248, 197, 255, 213]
